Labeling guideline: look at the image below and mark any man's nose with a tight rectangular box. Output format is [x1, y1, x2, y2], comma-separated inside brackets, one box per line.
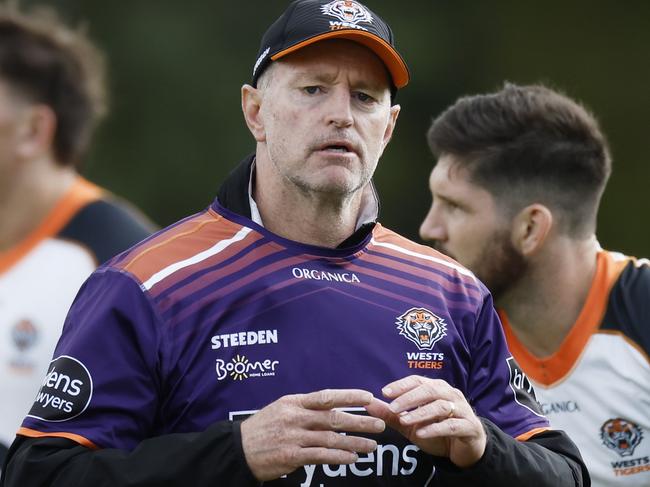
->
[419, 205, 447, 243]
[326, 89, 354, 128]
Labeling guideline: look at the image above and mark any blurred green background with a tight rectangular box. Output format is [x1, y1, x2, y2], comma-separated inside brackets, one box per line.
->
[20, 0, 650, 256]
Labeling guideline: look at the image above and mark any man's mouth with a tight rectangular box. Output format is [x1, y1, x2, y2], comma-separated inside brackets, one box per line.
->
[323, 145, 351, 153]
[316, 139, 357, 155]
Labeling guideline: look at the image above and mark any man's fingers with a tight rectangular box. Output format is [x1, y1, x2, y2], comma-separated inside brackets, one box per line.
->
[300, 430, 378, 454]
[397, 400, 456, 426]
[413, 418, 473, 439]
[381, 375, 424, 399]
[383, 378, 457, 414]
[292, 447, 360, 467]
[305, 408, 385, 434]
[300, 389, 374, 410]
[364, 398, 409, 436]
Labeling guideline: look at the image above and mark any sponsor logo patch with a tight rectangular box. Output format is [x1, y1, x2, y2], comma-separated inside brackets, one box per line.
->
[11, 318, 38, 352]
[405, 352, 445, 370]
[506, 357, 544, 417]
[610, 456, 650, 477]
[215, 354, 279, 381]
[230, 408, 434, 485]
[396, 308, 446, 351]
[211, 329, 278, 349]
[291, 267, 360, 283]
[321, 1, 373, 26]
[253, 46, 270, 76]
[540, 400, 581, 416]
[8, 318, 39, 372]
[601, 418, 644, 457]
[27, 355, 93, 422]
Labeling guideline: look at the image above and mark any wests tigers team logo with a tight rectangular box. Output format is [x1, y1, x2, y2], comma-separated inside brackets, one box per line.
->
[600, 418, 644, 457]
[321, 1, 373, 26]
[396, 307, 446, 350]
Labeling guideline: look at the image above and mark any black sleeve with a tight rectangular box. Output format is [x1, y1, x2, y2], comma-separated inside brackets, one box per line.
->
[0, 441, 7, 473]
[602, 260, 650, 355]
[57, 198, 157, 265]
[0, 421, 260, 487]
[432, 419, 590, 486]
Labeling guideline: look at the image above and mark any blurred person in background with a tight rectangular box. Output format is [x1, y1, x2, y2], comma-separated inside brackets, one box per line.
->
[2, 2, 587, 486]
[419, 82, 649, 486]
[0, 4, 155, 467]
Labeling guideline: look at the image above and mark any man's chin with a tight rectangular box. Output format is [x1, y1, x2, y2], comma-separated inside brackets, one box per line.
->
[293, 178, 357, 197]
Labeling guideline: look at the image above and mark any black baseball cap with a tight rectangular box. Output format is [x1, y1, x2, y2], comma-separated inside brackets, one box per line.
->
[252, 0, 409, 91]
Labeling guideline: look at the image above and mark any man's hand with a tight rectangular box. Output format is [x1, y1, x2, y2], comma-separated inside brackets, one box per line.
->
[365, 375, 486, 468]
[240, 389, 386, 481]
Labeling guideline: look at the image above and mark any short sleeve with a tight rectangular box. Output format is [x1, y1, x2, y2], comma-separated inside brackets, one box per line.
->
[467, 293, 549, 438]
[19, 268, 163, 450]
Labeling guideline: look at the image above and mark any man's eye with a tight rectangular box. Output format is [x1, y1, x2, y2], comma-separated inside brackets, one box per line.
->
[304, 86, 321, 95]
[356, 92, 376, 103]
[445, 201, 461, 212]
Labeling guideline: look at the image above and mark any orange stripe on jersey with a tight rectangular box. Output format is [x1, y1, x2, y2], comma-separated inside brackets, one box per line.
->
[372, 224, 454, 262]
[370, 224, 476, 281]
[516, 427, 550, 441]
[501, 251, 630, 386]
[18, 426, 99, 449]
[120, 209, 261, 285]
[0, 177, 102, 275]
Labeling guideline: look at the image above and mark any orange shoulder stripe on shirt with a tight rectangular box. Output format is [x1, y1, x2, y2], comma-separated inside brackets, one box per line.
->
[372, 225, 444, 257]
[120, 210, 259, 284]
[0, 177, 102, 275]
[501, 251, 630, 386]
[18, 426, 99, 450]
[516, 427, 550, 442]
[371, 224, 477, 281]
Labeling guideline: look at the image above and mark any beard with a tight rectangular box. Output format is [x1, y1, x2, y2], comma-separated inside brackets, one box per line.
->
[435, 230, 528, 303]
[475, 234, 528, 302]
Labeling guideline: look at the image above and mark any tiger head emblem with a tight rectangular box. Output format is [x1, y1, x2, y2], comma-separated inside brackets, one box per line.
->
[320, 1, 373, 26]
[600, 418, 644, 457]
[396, 307, 447, 350]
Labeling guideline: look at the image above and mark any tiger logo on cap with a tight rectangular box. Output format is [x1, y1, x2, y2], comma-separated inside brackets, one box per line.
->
[321, 1, 373, 26]
[396, 307, 447, 351]
[600, 418, 644, 457]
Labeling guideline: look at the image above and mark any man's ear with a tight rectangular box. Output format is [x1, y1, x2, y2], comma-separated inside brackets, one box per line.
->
[380, 104, 400, 154]
[241, 84, 266, 143]
[15, 104, 56, 160]
[511, 203, 553, 256]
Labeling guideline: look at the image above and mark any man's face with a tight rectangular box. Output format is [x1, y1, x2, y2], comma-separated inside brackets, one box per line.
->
[0, 80, 25, 196]
[419, 154, 527, 300]
[256, 39, 399, 197]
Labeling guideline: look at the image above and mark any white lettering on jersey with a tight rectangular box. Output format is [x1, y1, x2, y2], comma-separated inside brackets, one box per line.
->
[211, 329, 278, 349]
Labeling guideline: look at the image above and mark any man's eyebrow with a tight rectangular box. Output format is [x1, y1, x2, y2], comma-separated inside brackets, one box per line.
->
[290, 70, 388, 92]
[432, 189, 463, 207]
[290, 70, 338, 84]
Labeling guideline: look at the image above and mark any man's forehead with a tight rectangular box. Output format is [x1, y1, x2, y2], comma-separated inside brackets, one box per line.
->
[433, 155, 471, 182]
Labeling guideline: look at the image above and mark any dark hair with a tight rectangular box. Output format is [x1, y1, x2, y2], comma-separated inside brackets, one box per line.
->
[0, 5, 107, 167]
[427, 83, 612, 237]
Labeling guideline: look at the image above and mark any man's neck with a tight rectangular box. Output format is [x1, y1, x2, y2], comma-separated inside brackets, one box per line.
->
[0, 157, 77, 252]
[257, 185, 364, 248]
[497, 236, 600, 358]
[253, 158, 366, 249]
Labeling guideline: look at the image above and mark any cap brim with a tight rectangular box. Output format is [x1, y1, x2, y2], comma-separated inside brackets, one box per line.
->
[270, 30, 409, 89]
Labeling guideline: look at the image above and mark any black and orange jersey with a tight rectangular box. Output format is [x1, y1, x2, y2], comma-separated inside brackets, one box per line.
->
[500, 250, 650, 486]
[0, 177, 155, 454]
